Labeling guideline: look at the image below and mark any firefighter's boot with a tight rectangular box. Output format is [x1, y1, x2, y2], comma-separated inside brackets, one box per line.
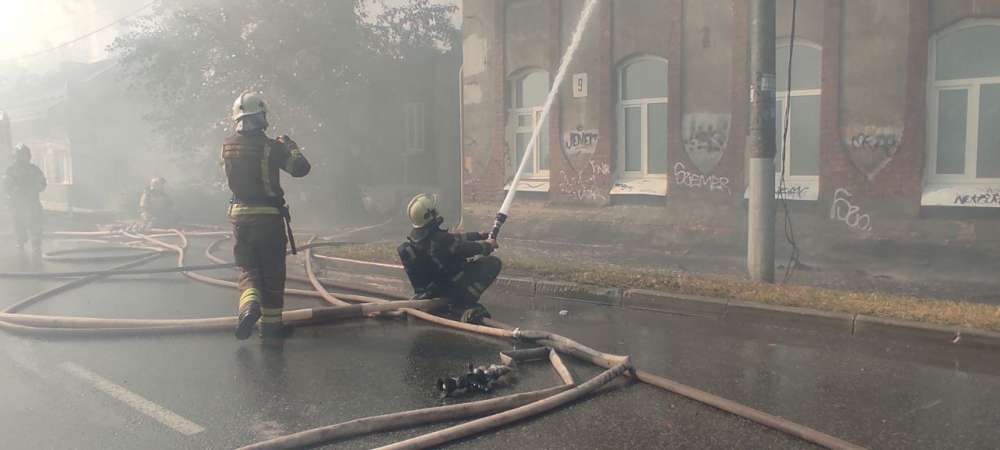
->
[235, 289, 262, 340]
[460, 304, 492, 325]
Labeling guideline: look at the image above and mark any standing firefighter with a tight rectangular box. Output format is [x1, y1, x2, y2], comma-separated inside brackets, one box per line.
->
[3, 144, 46, 253]
[223, 92, 311, 340]
[139, 177, 178, 229]
[398, 194, 501, 324]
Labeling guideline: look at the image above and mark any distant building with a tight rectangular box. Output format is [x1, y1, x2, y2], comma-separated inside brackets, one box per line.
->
[461, 0, 1000, 243]
[0, 51, 463, 222]
[1, 60, 155, 213]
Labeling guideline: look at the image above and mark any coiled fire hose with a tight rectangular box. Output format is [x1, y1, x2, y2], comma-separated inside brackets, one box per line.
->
[0, 228, 864, 450]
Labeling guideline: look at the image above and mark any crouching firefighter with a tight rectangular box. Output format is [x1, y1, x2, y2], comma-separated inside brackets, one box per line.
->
[398, 194, 501, 324]
[223, 91, 311, 340]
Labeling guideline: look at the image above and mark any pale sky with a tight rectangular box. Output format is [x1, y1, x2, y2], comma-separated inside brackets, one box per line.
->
[0, 0, 153, 64]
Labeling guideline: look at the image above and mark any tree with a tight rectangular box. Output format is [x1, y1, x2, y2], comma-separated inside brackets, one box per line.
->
[109, 0, 458, 152]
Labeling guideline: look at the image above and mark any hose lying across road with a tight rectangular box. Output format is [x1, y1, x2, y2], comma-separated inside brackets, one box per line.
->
[0, 227, 866, 450]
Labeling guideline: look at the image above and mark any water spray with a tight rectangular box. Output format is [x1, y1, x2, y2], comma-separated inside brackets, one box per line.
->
[489, 0, 601, 240]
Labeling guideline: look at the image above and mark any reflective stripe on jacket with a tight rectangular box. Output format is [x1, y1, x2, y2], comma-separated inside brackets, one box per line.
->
[221, 130, 310, 217]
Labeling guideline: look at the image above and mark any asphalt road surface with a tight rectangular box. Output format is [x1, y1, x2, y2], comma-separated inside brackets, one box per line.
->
[1, 237, 999, 449]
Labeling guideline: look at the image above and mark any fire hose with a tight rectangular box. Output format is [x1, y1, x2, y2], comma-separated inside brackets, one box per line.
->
[0, 228, 865, 450]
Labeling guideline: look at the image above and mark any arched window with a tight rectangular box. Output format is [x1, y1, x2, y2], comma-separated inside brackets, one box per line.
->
[929, 21, 1000, 183]
[507, 70, 550, 178]
[775, 41, 821, 184]
[617, 57, 668, 178]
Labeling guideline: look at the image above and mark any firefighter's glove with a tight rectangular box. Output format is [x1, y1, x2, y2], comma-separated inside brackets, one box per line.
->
[277, 135, 298, 150]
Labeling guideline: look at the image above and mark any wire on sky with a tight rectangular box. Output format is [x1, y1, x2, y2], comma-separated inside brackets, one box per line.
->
[1, 0, 156, 63]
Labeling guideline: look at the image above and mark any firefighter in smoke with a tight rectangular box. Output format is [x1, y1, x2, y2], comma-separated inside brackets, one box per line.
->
[138, 177, 178, 229]
[3, 144, 46, 253]
[223, 92, 311, 340]
[398, 193, 501, 324]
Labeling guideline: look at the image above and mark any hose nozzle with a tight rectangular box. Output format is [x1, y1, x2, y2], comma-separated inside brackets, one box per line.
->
[488, 213, 508, 240]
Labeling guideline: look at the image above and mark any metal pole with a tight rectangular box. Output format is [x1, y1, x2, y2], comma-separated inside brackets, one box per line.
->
[747, 0, 776, 283]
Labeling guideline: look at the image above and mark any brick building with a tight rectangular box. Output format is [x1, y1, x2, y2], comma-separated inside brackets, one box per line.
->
[460, 0, 1000, 246]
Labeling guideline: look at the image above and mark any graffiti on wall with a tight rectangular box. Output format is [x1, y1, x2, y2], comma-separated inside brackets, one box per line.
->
[559, 160, 611, 202]
[954, 188, 1000, 206]
[682, 113, 730, 174]
[830, 188, 872, 232]
[842, 125, 902, 181]
[777, 184, 811, 199]
[673, 162, 731, 194]
[563, 128, 599, 156]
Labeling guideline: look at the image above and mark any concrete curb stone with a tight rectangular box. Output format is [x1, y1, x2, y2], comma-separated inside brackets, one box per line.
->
[533, 280, 622, 306]
[726, 301, 855, 336]
[623, 289, 727, 319]
[494, 276, 537, 296]
[853, 315, 959, 344]
[957, 328, 1000, 349]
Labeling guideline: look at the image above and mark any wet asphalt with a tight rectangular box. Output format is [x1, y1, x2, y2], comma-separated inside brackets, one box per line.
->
[1, 237, 999, 449]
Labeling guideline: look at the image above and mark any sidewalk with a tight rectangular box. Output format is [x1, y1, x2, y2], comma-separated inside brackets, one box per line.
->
[457, 201, 1000, 305]
[325, 200, 1000, 334]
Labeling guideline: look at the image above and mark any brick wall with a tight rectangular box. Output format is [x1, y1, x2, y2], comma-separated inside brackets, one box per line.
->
[462, 0, 1000, 238]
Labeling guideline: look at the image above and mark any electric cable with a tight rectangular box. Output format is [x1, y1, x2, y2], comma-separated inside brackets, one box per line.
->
[0, 0, 156, 63]
[778, 0, 802, 283]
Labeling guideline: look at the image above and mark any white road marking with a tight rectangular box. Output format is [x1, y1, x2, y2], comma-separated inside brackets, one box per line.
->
[59, 361, 205, 436]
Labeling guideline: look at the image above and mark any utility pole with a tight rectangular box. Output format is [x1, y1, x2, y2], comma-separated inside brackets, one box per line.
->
[747, 0, 776, 283]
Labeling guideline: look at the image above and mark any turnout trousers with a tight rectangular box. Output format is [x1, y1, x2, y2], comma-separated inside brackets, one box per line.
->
[10, 201, 42, 248]
[232, 214, 288, 325]
[444, 256, 502, 306]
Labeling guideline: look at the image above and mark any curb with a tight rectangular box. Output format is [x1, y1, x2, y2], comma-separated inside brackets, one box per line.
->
[853, 315, 958, 344]
[726, 301, 855, 336]
[623, 289, 726, 319]
[315, 258, 1000, 349]
[957, 327, 1000, 349]
[493, 276, 537, 296]
[534, 280, 622, 306]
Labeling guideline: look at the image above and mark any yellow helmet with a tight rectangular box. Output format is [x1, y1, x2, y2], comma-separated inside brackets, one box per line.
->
[232, 91, 268, 121]
[407, 193, 440, 228]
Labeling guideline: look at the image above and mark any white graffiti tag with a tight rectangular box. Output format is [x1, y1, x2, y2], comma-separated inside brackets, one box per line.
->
[673, 162, 731, 194]
[830, 188, 872, 232]
[559, 160, 610, 201]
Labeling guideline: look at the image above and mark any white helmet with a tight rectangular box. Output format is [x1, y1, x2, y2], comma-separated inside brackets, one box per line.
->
[407, 193, 441, 228]
[149, 177, 166, 190]
[232, 91, 268, 121]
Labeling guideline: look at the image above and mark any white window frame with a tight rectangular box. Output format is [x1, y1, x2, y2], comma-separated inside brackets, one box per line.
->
[31, 142, 72, 186]
[616, 56, 668, 182]
[404, 101, 426, 156]
[775, 40, 821, 193]
[507, 70, 550, 180]
[926, 19, 1000, 186]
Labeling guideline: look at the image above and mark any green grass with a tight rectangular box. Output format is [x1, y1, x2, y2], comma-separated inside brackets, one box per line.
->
[320, 242, 1000, 332]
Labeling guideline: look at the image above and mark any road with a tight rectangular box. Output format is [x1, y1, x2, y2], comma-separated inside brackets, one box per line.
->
[1, 237, 999, 449]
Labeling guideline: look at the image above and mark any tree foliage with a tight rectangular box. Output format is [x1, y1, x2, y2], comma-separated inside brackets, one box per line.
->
[109, 0, 458, 152]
